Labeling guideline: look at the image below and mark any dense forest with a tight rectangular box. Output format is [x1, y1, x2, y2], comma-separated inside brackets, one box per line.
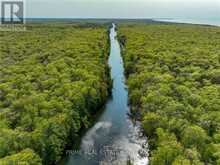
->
[119, 24, 220, 165]
[0, 24, 110, 164]
[1, 21, 220, 165]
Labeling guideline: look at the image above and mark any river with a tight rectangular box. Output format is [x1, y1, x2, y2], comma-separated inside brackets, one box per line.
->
[63, 23, 148, 165]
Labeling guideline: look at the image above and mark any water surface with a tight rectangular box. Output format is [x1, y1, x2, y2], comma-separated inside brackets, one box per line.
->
[63, 24, 148, 165]
[155, 18, 220, 26]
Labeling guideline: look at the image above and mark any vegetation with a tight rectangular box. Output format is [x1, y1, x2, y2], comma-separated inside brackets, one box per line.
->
[119, 23, 220, 164]
[0, 24, 110, 164]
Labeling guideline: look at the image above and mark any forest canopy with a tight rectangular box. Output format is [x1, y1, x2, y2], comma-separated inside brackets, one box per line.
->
[0, 24, 110, 164]
[119, 23, 220, 165]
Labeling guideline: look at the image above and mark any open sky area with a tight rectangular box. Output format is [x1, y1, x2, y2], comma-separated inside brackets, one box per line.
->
[26, 0, 220, 19]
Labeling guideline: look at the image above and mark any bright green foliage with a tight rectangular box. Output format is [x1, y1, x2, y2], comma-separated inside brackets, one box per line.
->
[181, 125, 208, 148]
[0, 149, 42, 165]
[151, 128, 184, 165]
[172, 156, 191, 165]
[119, 23, 220, 164]
[0, 24, 109, 164]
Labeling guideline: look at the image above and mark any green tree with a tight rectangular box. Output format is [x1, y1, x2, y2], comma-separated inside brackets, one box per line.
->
[0, 149, 42, 165]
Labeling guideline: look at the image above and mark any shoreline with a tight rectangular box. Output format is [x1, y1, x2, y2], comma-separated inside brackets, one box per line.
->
[154, 18, 220, 27]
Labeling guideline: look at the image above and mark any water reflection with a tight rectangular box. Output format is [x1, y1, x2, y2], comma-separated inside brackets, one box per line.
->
[64, 23, 148, 165]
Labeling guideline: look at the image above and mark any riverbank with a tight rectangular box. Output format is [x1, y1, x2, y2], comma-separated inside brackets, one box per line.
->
[118, 23, 220, 164]
[0, 24, 110, 165]
[63, 23, 149, 165]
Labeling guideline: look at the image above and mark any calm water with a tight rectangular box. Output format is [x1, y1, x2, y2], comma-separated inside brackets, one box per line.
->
[63, 24, 148, 165]
[155, 18, 220, 26]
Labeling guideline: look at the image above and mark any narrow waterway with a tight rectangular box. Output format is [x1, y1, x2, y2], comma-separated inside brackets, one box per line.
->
[64, 24, 148, 165]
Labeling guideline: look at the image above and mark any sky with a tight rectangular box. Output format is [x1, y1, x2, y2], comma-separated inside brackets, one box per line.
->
[26, 0, 220, 19]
